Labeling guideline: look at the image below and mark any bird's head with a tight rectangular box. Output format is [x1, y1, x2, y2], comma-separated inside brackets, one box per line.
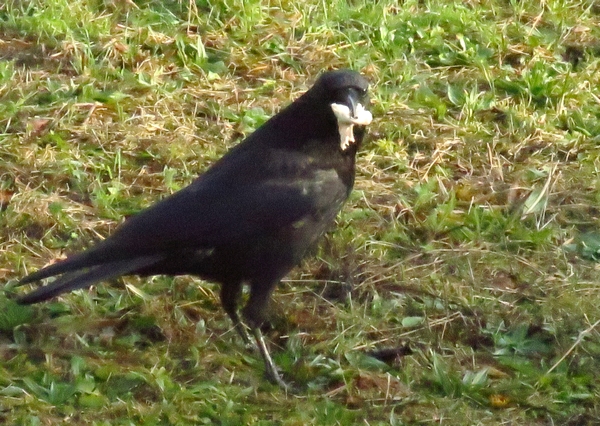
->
[312, 70, 372, 151]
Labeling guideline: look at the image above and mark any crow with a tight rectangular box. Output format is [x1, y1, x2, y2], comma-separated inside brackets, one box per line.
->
[15, 69, 372, 388]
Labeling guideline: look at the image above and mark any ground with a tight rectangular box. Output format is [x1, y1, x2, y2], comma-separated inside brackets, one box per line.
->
[1, 0, 599, 424]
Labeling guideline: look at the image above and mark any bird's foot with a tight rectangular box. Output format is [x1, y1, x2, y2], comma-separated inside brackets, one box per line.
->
[232, 320, 259, 351]
[265, 365, 291, 391]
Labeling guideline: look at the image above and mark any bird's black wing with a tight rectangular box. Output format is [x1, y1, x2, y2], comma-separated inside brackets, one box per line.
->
[20, 166, 347, 284]
[113, 168, 347, 250]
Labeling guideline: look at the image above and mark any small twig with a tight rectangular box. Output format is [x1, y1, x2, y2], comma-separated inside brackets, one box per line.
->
[543, 318, 600, 377]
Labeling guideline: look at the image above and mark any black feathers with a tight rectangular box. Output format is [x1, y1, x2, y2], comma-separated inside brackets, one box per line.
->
[16, 69, 372, 388]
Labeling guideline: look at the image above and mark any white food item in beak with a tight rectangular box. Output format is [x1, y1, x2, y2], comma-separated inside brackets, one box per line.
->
[331, 102, 373, 150]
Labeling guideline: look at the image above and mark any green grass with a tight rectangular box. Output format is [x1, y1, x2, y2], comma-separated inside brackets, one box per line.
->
[1, 0, 600, 424]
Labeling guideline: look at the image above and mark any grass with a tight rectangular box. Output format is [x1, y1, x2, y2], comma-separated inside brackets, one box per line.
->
[1, 0, 600, 424]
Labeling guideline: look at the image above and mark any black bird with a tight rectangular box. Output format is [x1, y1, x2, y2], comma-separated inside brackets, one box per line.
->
[16, 69, 372, 388]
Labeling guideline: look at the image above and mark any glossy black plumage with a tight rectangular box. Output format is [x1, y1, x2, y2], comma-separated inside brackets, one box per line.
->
[16, 69, 371, 387]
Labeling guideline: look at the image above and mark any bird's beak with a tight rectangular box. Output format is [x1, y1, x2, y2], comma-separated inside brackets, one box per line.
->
[344, 88, 362, 119]
[330, 88, 372, 127]
[330, 88, 372, 151]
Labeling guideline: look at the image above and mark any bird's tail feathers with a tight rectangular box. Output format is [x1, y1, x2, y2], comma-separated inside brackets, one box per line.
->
[16, 255, 164, 305]
[17, 240, 134, 285]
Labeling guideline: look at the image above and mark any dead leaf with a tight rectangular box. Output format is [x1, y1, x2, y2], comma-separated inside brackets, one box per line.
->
[0, 190, 14, 210]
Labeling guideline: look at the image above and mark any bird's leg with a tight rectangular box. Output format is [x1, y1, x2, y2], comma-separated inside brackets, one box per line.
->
[235, 321, 254, 348]
[231, 312, 255, 349]
[220, 281, 255, 349]
[250, 326, 289, 390]
[242, 279, 289, 389]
